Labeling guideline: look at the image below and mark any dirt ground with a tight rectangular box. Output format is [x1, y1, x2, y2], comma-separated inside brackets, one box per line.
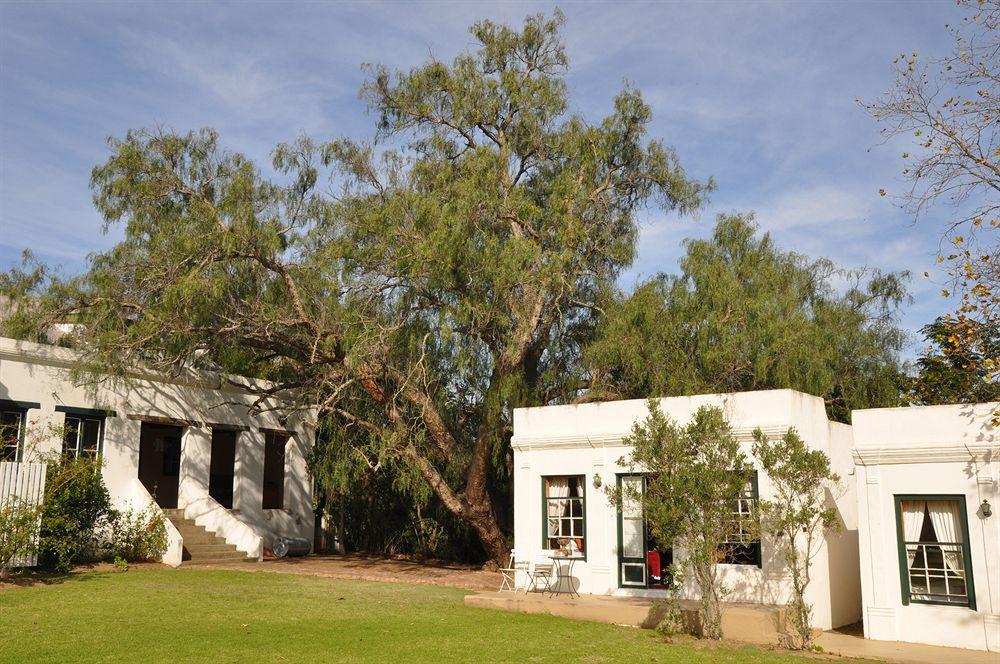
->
[202, 553, 504, 592]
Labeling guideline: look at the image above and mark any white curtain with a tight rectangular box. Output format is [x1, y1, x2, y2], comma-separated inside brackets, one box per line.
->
[546, 478, 570, 541]
[901, 500, 926, 567]
[926, 500, 964, 575]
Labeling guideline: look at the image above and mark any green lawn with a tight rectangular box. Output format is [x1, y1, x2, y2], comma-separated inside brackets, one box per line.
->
[0, 568, 822, 663]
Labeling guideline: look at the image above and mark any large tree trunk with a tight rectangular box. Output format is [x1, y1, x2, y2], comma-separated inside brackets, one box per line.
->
[464, 501, 508, 565]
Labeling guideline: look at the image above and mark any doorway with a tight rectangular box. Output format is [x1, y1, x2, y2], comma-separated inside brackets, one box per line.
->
[137, 422, 183, 508]
[209, 428, 237, 509]
[616, 473, 673, 589]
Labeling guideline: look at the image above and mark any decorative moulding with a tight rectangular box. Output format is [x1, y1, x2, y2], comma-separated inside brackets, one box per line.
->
[853, 445, 999, 465]
[511, 424, 792, 452]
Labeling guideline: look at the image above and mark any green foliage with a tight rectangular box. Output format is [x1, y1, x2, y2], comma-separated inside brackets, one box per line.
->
[906, 316, 1000, 406]
[0, 496, 43, 579]
[586, 214, 909, 422]
[104, 503, 168, 563]
[752, 428, 840, 650]
[618, 402, 755, 639]
[38, 457, 113, 572]
[2, 12, 709, 563]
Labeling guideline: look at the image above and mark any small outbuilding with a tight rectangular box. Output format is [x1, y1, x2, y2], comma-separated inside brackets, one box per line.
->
[853, 402, 999, 652]
[511, 389, 863, 632]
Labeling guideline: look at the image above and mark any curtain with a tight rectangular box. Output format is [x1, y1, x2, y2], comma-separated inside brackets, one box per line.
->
[546, 478, 570, 541]
[926, 500, 964, 575]
[901, 500, 926, 567]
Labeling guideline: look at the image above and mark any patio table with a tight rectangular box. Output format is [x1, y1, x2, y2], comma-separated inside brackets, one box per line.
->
[547, 555, 580, 598]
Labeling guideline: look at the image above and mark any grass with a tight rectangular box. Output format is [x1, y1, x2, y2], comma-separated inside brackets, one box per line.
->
[0, 568, 827, 663]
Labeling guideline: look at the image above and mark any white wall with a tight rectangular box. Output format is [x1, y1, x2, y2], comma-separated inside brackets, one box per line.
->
[0, 337, 315, 557]
[512, 388, 860, 631]
[854, 403, 999, 652]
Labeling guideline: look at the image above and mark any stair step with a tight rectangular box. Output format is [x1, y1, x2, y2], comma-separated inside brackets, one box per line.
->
[184, 544, 240, 554]
[162, 509, 254, 566]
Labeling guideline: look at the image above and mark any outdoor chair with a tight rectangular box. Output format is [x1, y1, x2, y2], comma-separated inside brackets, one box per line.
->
[499, 549, 527, 592]
[526, 556, 554, 594]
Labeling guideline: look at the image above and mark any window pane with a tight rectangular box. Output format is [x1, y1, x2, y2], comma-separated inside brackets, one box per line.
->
[543, 476, 584, 553]
[622, 562, 645, 585]
[900, 498, 971, 606]
[1, 411, 22, 461]
[81, 419, 101, 457]
[62, 416, 81, 457]
[622, 517, 644, 558]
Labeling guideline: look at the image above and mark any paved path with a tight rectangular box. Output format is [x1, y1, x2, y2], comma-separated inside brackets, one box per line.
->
[202, 553, 503, 591]
[815, 630, 998, 664]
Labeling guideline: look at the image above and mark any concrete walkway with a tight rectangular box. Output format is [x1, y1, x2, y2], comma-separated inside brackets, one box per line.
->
[466, 591, 999, 663]
[815, 630, 997, 664]
[465, 591, 788, 644]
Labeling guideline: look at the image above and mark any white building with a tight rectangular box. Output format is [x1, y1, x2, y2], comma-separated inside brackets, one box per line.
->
[512, 389, 863, 632]
[512, 388, 1000, 652]
[0, 336, 315, 566]
[854, 403, 999, 652]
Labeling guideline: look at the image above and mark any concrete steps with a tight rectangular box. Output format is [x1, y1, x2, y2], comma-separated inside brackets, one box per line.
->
[162, 508, 256, 565]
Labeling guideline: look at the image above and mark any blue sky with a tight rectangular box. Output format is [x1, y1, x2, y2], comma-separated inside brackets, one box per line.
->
[0, 1, 966, 356]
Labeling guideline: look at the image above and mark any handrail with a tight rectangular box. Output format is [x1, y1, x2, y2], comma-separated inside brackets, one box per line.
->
[181, 495, 264, 560]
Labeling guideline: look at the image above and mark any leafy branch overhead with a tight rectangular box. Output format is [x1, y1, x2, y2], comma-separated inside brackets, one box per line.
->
[0, 12, 710, 563]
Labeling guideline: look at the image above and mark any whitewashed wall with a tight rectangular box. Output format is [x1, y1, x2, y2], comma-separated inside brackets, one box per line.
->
[0, 337, 315, 560]
[854, 403, 999, 652]
[512, 389, 861, 631]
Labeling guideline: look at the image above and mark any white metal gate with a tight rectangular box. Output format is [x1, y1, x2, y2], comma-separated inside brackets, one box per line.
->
[0, 461, 47, 568]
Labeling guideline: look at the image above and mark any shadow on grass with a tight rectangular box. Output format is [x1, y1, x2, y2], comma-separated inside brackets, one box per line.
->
[0, 561, 143, 589]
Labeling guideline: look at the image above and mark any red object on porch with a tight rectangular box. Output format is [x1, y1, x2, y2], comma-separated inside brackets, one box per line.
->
[647, 550, 661, 581]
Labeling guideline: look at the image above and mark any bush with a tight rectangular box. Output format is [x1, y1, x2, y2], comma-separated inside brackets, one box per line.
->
[38, 456, 113, 572]
[0, 496, 43, 579]
[105, 504, 167, 563]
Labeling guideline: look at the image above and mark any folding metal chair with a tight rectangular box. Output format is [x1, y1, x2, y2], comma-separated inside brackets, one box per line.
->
[527, 556, 554, 594]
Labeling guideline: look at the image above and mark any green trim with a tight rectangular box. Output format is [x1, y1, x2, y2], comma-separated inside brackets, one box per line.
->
[893, 494, 976, 611]
[540, 474, 587, 561]
[1, 402, 33, 462]
[616, 473, 648, 588]
[0, 399, 41, 411]
[55, 405, 117, 418]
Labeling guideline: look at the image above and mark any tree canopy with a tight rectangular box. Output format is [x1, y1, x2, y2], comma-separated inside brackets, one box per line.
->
[1, 12, 710, 562]
[584, 214, 909, 422]
[906, 316, 1000, 405]
[864, 0, 999, 394]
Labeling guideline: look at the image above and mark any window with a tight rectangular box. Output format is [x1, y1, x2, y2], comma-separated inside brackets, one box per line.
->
[262, 432, 288, 509]
[1, 408, 25, 462]
[62, 416, 103, 459]
[543, 475, 585, 556]
[895, 495, 975, 609]
[722, 471, 760, 566]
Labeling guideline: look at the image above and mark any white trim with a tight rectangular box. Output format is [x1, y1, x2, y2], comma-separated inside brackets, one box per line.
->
[512, 424, 791, 451]
[852, 445, 999, 465]
[0, 337, 275, 395]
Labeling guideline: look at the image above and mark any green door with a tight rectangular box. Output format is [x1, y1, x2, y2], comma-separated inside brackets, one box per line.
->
[617, 474, 647, 587]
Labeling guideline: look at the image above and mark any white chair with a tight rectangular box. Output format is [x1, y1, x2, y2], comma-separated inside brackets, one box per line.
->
[499, 549, 522, 592]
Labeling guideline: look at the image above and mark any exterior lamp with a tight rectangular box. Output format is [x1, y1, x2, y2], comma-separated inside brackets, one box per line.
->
[593, 473, 602, 489]
[981, 500, 993, 519]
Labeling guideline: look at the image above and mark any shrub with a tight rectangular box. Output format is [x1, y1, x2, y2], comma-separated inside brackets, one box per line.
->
[38, 456, 113, 572]
[105, 504, 167, 563]
[0, 496, 43, 579]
